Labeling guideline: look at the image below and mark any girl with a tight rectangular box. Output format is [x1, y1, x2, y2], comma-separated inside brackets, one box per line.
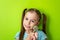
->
[15, 8, 47, 40]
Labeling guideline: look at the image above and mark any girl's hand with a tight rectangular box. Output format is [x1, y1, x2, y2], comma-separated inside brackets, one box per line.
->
[25, 32, 38, 40]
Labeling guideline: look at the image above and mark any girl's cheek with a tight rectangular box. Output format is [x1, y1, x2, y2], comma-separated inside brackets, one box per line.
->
[24, 20, 26, 24]
[30, 23, 35, 28]
[31, 22, 37, 26]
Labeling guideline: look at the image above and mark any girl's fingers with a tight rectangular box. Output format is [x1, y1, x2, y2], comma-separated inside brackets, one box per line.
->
[30, 32, 37, 40]
[27, 32, 38, 40]
[35, 32, 38, 38]
[31, 32, 38, 38]
[32, 35, 36, 40]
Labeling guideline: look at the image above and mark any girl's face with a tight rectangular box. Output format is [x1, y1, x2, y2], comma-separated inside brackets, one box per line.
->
[23, 11, 40, 31]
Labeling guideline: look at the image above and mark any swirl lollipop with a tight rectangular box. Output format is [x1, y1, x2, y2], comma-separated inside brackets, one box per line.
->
[33, 26, 38, 32]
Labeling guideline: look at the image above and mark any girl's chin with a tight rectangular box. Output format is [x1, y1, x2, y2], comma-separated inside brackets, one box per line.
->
[25, 28, 30, 31]
[25, 28, 30, 30]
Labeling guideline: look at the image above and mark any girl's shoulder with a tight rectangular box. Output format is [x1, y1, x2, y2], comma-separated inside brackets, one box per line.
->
[14, 32, 20, 39]
[37, 30, 47, 40]
[37, 30, 46, 35]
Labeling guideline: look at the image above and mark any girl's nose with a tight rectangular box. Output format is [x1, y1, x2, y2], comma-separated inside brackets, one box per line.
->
[27, 20, 30, 25]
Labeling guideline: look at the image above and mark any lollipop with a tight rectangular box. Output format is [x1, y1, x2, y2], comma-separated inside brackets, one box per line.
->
[33, 26, 38, 32]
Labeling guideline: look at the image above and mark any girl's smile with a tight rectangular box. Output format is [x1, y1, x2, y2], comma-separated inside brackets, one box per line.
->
[25, 25, 30, 28]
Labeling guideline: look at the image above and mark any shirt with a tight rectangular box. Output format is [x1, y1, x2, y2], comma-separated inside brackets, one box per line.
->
[14, 30, 47, 40]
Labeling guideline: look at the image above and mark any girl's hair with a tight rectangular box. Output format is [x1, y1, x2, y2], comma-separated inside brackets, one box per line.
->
[19, 8, 47, 40]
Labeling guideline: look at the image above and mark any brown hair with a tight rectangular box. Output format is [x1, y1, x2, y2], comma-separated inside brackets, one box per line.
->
[19, 8, 47, 40]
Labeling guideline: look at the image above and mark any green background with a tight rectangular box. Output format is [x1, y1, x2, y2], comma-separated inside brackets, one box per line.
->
[0, 0, 60, 40]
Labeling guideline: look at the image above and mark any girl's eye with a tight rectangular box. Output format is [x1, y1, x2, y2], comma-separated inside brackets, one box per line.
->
[25, 18, 28, 20]
[31, 20, 35, 23]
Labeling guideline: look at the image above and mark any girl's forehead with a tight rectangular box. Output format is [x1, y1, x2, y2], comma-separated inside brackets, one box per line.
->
[25, 12, 39, 20]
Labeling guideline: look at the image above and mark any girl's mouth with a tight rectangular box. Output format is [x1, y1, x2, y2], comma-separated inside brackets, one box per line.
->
[25, 25, 30, 28]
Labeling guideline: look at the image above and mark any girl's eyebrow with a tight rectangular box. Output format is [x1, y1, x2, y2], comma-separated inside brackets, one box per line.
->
[31, 19, 36, 21]
[25, 17, 36, 21]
